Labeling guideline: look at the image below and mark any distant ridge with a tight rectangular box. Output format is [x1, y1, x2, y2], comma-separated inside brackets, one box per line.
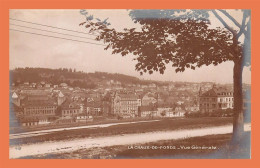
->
[9, 67, 167, 89]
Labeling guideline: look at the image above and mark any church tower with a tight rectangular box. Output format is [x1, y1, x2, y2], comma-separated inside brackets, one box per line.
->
[58, 91, 66, 106]
[11, 92, 20, 106]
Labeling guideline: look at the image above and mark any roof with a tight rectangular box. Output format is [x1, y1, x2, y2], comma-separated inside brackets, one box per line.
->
[21, 96, 57, 107]
[27, 95, 49, 101]
[200, 87, 233, 97]
[118, 93, 138, 100]
[85, 100, 102, 108]
[60, 83, 68, 87]
[12, 92, 18, 99]
[144, 92, 155, 97]
[61, 101, 81, 110]
[19, 89, 52, 95]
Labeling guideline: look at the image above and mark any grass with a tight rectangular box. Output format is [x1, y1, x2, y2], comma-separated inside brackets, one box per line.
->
[20, 131, 251, 159]
[10, 117, 232, 146]
[10, 117, 161, 134]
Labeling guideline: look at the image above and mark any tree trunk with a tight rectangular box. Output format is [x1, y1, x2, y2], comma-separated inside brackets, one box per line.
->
[232, 58, 244, 144]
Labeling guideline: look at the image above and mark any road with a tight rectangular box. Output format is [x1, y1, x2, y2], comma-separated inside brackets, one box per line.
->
[9, 123, 251, 159]
[9, 119, 160, 139]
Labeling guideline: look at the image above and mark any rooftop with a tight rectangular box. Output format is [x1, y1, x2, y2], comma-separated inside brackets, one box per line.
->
[201, 87, 233, 97]
[21, 96, 57, 107]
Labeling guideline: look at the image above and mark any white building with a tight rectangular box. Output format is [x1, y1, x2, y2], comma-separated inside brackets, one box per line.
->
[199, 85, 234, 112]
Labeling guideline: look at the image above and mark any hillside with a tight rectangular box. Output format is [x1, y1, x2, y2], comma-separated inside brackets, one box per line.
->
[9, 67, 164, 89]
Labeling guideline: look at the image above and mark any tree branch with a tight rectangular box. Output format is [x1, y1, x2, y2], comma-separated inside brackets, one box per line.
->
[218, 10, 241, 28]
[211, 10, 236, 35]
[236, 11, 248, 40]
[243, 16, 251, 39]
[86, 19, 102, 35]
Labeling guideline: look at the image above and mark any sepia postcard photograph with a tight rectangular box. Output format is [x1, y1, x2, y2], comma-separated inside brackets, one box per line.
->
[9, 9, 251, 159]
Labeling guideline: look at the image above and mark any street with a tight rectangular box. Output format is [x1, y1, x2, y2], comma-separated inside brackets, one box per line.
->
[9, 123, 251, 159]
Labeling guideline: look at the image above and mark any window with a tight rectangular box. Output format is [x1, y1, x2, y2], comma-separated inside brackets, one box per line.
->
[212, 104, 216, 108]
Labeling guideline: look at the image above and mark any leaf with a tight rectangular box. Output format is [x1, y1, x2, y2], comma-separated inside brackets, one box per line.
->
[79, 22, 86, 26]
[86, 15, 94, 21]
[79, 10, 243, 77]
[80, 9, 88, 16]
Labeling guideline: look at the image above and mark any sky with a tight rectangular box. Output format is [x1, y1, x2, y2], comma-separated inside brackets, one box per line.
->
[9, 9, 251, 84]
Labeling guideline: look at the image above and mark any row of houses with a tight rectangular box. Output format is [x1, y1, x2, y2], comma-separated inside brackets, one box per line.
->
[10, 88, 196, 126]
[10, 83, 250, 127]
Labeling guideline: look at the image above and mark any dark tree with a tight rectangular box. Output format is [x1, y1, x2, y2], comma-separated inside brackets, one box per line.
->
[79, 9, 251, 144]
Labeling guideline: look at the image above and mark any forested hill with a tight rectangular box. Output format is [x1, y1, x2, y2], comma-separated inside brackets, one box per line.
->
[10, 67, 163, 89]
